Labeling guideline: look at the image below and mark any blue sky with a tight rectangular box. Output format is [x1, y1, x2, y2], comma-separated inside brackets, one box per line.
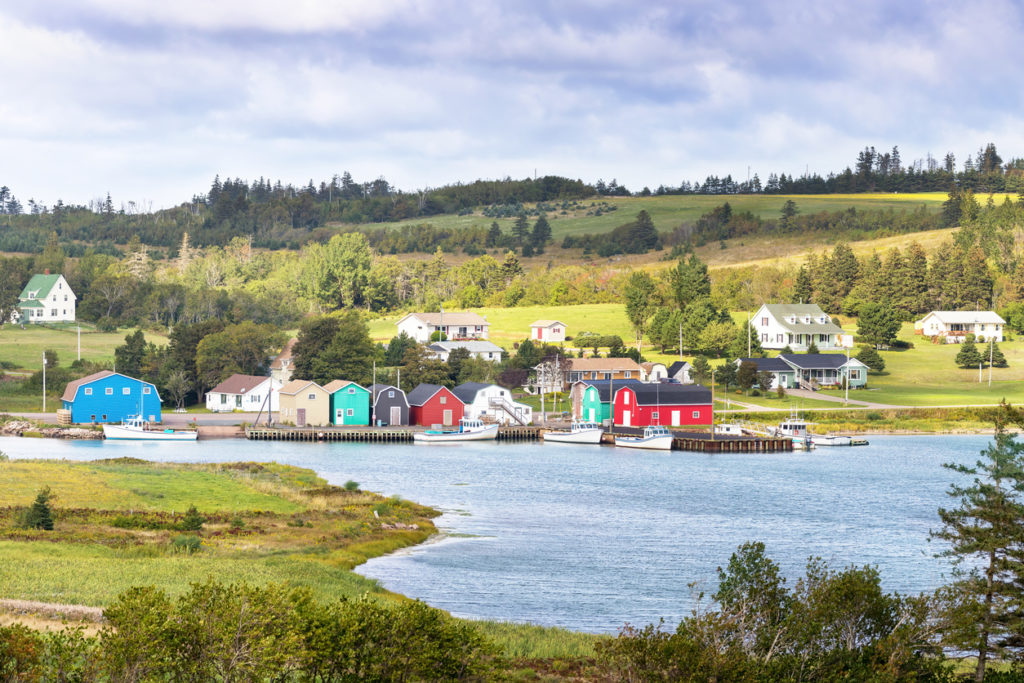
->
[1, 0, 1022, 208]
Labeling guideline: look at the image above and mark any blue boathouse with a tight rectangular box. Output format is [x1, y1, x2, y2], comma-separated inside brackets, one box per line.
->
[61, 370, 162, 424]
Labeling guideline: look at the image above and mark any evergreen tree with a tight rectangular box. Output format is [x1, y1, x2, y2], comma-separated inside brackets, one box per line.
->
[628, 210, 658, 251]
[903, 242, 930, 316]
[806, 340, 820, 354]
[780, 344, 794, 355]
[670, 254, 711, 309]
[485, 222, 503, 248]
[499, 251, 523, 285]
[530, 215, 552, 250]
[990, 342, 1009, 368]
[180, 504, 205, 532]
[941, 185, 963, 227]
[384, 332, 416, 367]
[690, 355, 711, 385]
[512, 214, 530, 246]
[856, 345, 885, 372]
[736, 360, 758, 392]
[716, 361, 737, 391]
[21, 486, 55, 531]
[730, 321, 764, 358]
[114, 330, 147, 377]
[793, 266, 813, 304]
[956, 338, 983, 369]
[857, 302, 902, 347]
[624, 272, 658, 352]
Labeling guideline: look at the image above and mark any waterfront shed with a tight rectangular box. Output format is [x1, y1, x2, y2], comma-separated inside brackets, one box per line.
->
[570, 379, 644, 423]
[61, 370, 161, 424]
[277, 380, 330, 427]
[323, 380, 370, 426]
[613, 383, 712, 428]
[407, 383, 465, 427]
[370, 384, 409, 426]
[452, 382, 532, 425]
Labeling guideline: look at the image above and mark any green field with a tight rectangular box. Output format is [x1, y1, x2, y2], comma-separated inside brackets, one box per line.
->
[0, 322, 168, 372]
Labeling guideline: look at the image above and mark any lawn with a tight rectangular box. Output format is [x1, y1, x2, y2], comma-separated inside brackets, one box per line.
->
[0, 322, 168, 372]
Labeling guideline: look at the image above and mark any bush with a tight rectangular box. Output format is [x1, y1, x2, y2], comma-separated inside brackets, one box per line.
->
[178, 504, 204, 532]
[343, 480, 360, 491]
[171, 535, 202, 554]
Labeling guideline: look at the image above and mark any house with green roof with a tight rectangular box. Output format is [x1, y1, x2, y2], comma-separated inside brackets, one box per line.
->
[751, 303, 845, 351]
[12, 272, 76, 324]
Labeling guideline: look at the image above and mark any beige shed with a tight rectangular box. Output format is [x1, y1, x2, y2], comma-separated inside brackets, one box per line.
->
[277, 380, 331, 427]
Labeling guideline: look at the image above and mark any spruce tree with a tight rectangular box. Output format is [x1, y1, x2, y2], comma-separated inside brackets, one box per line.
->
[22, 486, 55, 531]
[904, 242, 929, 316]
[991, 342, 1009, 368]
[956, 339, 983, 369]
[856, 345, 885, 372]
[793, 265, 813, 304]
[530, 215, 552, 250]
[806, 340, 819, 354]
[690, 355, 711, 385]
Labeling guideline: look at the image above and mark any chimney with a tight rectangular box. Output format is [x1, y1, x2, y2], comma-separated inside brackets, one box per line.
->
[44, 268, 50, 275]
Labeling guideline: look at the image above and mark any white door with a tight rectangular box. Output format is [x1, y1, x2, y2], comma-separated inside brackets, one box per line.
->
[390, 406, 401, 424]
[671, 410, 680, 426]
[588, 408, 595, 421]
[622, 411, 631, 427]
[443, 410, 453, 426]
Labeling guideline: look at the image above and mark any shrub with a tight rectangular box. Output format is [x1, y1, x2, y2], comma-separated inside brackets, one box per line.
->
[343, 480, 360, 491]
[178, 504, 205, 532]
[171, 535, 202, 554]
[866, 412, 883, 421]
[18, 486, 55, 530]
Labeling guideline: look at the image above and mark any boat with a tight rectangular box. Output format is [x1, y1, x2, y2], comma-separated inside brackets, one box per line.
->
[102, 416, 199, 441]
[615, 425, 674, 451]
[714, 423, 747, 437]
[413, 418, 499, 443]
[772, 413, 815, 451]
[543, 421, 604, 444]
[811, 434, 853, 447]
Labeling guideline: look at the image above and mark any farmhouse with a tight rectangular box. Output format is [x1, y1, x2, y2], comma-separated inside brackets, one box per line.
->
[751, 303, 845, 351]
[407, 383, 465, 427]
[277, 380, 330, 427]
[777, 354, 869, 390]
[530, 320, 567, 343]
[915, 311, 1005, 343]
[61, 371, 161, 424]
[205, 374, 278, 413]
[370, 384, 409, 426]
[570, 378, 644, 423]
[269, 338, 297, 384]
[452, 382, 532, 425]
[323, 380, 370, 426]
[666, 361, 693, 384]
[427, 340, 505, 362]
[396, 312, 489, 343]
[12, 272, 76, 324]
[612, 383, 712, 428]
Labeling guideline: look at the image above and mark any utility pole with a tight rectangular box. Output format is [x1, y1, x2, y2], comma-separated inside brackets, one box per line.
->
[710, 366, 715, 441]
[42, 352, 47, 413]
[989, 338, 994, 387]
[77, 325, 81, 361]
[747, 311, 751, 357]
[844, 347, 850, 405]
[372, 361, 377, 425]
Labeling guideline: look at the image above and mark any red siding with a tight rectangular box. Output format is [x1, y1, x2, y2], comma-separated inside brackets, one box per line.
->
[612, 388, 711, 427]
[410, 387, 465, 426]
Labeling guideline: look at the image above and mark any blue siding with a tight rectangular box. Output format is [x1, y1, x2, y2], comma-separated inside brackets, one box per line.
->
[63, 374, 162, 424]
[330, 384, 371, 425]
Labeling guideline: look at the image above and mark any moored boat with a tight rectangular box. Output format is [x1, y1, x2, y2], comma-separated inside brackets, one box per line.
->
[772, 413, 815, 450]
[102, 416, 198, 441]
[811, 434, 853, 447]
[615, 425, 674, 451]
[413, 418, 499, 443]
[543, 421, 604, 444]
[714, 423, 747, 437]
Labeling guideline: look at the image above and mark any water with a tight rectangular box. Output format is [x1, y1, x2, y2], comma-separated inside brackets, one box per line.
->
[0, 434, 987, 633]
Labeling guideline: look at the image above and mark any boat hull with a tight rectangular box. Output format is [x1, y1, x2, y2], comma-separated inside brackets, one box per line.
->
[614, 435, 673, 451]
[811, 435, 852, 446]
[102, 424, 198, 441]
[413, 425, 499, 442]
[542, 428, 604, 444]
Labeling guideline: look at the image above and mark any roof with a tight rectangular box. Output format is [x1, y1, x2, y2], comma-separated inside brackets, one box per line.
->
[278, 379, 322, 395]
[370, 384, 408, 405]
[760, 303, 844, 335]
[779, 354, 867, 370]
[567, 358, 643, 372]
[737, 357, 793, 372]
[530, 320, 565, 328]
[406, 383, 462, 406]
[576, 378, 644, 402]
[209, 374, 270, 395]
[19, 274, 61, 300]
[640, 362, 666, 373]
[617, 383, 712, 406]
[61, 370, 160, 402]
[18, 300, 43, 308]
[667, 361, 691, 377]
[269, 338, 297, 370]
[427, 341, 504, 354]
[921, 311, 1006, 325]
[399, 312, 489, 327]
[452, 382, 496, 404]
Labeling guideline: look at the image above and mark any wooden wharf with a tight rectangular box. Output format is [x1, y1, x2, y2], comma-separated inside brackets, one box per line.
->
[606, 427, 792, 453]
[245, 425, 543, 442]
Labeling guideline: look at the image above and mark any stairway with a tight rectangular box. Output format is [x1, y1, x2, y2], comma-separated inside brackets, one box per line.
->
[488, 397, 528, 426]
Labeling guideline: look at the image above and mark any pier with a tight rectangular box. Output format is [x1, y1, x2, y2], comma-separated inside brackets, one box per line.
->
[606, 427, 793, 453]
[245, 424, 544, 442]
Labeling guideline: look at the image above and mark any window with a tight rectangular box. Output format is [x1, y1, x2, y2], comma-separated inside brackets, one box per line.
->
[143, 387, 150, 394]
[652, 411, 659, 420]
[776, 334, 783, 343]
[850, 370, 861, 380]
[105, 387, 113, 395]
[90, 415, 96, 421]
[84, 387, 92, 395]
[348, 388, 355, 394]
[440, 396, 447, 404]
[388, 390, 394, 398]
[623, 392, 630, 405]
[102, 414, 107, 420]
[761, 317, 768, 326]
[221, 394, 228, 404]
[64, 295, 67, 301]
[308, 393, 316, 400]
[602, 372, 610, 380]
[123, 387, 130, 395]
[761, 333, 768, 341]
[51, 309, 57, 316]
[692, 411, 700, 419]
[346, 409, 354, 416]
[624, 371, 631, 378]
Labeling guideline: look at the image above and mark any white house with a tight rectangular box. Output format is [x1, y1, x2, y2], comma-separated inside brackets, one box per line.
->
[530, 320, 567, 343]
[12, 272, 76, 324]
[666, 361, 693, 384]
[269, 338, 296, 384]
[396, 312, 489, 343]
[640, 362, 668, 382]
[451, 382, 533, 425]
[751, 303, 845, 351]
[427, 340, 505, 362]
[206, 374, 278, 413]
[915, 311, 1005, 343]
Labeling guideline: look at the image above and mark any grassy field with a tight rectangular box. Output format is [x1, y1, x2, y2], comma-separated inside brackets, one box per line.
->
[0, 322, 168, 372]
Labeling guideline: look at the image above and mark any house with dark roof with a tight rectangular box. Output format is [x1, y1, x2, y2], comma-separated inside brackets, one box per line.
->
[612, 383, 712, 427]
[61, 371, 161, 424]
[407, 383, 465, 427]
[570, 379, 644, 423]
[751, 303, 845, 351]
[370, 384, 409, 426]
[666, 361, 693, 384]
[205, 374, 277, 412]
[452, 382, 532, 425]
[13, 272, 76, 324]
[778, 353, 869, 390]
[734, 357, 797, 390]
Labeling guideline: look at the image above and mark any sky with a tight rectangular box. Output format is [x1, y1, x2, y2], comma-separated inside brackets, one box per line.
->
[1, 0, 1023, 209]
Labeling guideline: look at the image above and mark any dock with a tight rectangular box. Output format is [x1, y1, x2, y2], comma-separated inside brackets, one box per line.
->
[245, 425, 543, 442]
[606, 427, 793, 453]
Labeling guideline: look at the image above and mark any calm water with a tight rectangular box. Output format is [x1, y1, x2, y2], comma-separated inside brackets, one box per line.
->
[0, 434, 987, 633]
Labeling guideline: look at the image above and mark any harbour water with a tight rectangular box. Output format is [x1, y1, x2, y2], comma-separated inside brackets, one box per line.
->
[0, 434, 987, 633]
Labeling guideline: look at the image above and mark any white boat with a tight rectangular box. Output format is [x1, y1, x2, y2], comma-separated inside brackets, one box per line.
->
[772, 415, 815, 451]
[102, 416, 198, 441]
[543, 421, 604, 444]
[811, 434, 853, 447]
[714, 423, 747, 437]
[615, 425, 674, 451]
[413, 418, 499, 443]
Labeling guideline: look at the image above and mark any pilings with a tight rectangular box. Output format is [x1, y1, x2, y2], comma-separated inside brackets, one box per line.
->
[246, 427, 413, 442]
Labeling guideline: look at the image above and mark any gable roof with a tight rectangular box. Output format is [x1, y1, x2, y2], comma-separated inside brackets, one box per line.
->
[575, 378, 644, 402]
[399, 312, 488, 327]
[406, 383, 462, 406]
[370, 384, 408, 406]
[530, 320, 565, 328]
[278, 379, 323, 396]
[209, 374, 271, 396]
[759, 303, 844, 335]
[567, 358, 643, 373]
[667, 361, 692, 377]
[921, 311, 1006, 325]
[640, 362, 666, 373]
[19, 274, 62, 300]
[779, 353, 867, 370]
[270, 338, 297, 370]
[451, 382, 498, 404]
[617, 383, 712, 406]
[322, 380, 368, 394]
[61, 370, 160, 402]
[737, 357, 793, 372]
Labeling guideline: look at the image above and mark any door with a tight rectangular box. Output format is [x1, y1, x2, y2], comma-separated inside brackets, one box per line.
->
[622, 410, 631, 427]
[672, 410, 680, 426]
[235, 395, 242, 409]
[442, 409, 453, 426]
[296, 408, 306, 427]
[588, 408, 595, 421]
[390, 406, 401, 425]
[336, 409, 344, 424]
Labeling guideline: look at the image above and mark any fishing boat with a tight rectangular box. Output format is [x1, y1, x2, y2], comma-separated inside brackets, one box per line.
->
[772, 413, 815, 451]
[542, 421, 604, 444]
[714, 423, 747, 437]
[412, 418, 499, 443]
[102, 416, 198, 441]
[615, 425, 674, 451]
[811, 434, 853, 447]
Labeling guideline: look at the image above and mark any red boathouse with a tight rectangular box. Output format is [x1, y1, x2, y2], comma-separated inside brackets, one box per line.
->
[613, 384, 712, 427]
[407, 383, 465, 427]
